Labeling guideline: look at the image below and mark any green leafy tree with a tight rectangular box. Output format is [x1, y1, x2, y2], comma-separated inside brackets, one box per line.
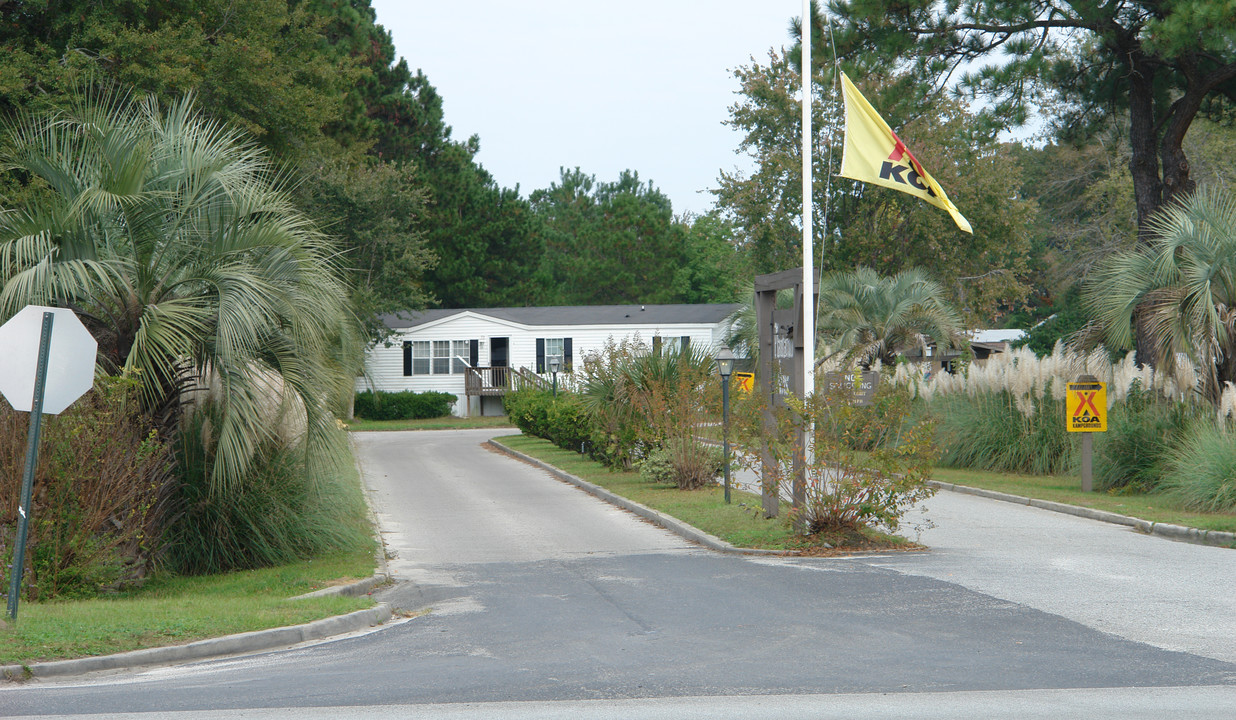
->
[532, 168, 724, 306]
[294, 157, 436, 341]
[716, 38, 1035, 321]
[827, 0, 1236, 238]
[296, 0, 547, 308]
[673, 213, 750, 304]
[817, 267, 965, 368]
[0, 87, 352, 491]
[0, 0, 358, 161]
[1085, 186, 1236, 404]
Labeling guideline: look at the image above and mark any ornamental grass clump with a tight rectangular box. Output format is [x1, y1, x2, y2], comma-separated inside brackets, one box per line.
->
[1160, 422, 1236, 513]
[1092, 381, 1197, 493]
[578, 336, 717, 477]
[891, 343, 1205, 478]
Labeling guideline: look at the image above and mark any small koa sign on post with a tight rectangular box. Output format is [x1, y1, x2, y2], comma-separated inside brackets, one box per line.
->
[1066, 375, 1107, 493]
[0, 306, 98, 621]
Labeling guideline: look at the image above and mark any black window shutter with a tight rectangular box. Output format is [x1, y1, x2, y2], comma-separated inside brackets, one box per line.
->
[402, 341, 412, 376]
[652, 336, 662, 357]
[536, 338, 545, 373]
[564, 338, 573, 372]
[470, 339, 479, 367]
[680, 335, 691, 353]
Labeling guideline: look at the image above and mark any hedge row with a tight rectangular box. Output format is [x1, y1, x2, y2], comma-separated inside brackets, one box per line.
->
[354, 390, 456, 421]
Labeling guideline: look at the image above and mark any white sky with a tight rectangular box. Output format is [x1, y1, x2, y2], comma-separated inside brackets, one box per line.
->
[370, 1, 798, 217]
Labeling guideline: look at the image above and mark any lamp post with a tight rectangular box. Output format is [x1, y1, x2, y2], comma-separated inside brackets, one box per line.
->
[548, 356, 560, 398]
[716, 346, 735, 504]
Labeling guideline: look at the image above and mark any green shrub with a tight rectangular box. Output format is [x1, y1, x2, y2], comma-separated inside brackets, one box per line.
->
[765, 384, 938, 535]
[545, 394, 591, 452]
[824, 376, 917, 451]
[1093, 382, 1196, 492]
[353, 390, 455, 421]
[1160, 421, 1236, 513]
[1, 376, 171, 601]
[504, 387, 553, 438]
[932, 385, 1073, 475]
[639, 442, 723, 489]
[504, 388, 597, 457]
[162, 404, 372, 575]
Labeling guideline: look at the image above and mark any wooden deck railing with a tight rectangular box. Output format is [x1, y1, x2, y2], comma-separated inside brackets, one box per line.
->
[464, 366, 510, 396]
[510, 366, 550, 392]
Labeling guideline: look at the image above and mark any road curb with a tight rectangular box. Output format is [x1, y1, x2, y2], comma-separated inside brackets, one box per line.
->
[4, 444, 397, 683]
[487, 439, 785, 556]
[291, 572, 392, 600]
[927, 480, 1234, 548]
[2, 602, 393, 681]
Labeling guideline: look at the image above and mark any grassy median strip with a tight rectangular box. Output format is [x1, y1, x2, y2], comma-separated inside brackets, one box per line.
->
[496, 433, 1236, 542]
[931, 465, 1236, 533]
[346, 415, 514, 432]
[492, 434, 914, 551]
[0, 549, 376, 666]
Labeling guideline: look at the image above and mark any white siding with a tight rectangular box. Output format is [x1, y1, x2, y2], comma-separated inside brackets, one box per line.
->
[360, 311, 732, 417]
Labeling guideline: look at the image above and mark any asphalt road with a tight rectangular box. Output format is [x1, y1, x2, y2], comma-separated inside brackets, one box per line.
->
[3, 428, 1234, 719]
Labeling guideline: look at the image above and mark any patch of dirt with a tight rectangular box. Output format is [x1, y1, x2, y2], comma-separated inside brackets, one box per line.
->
[784, 529, 927, 557]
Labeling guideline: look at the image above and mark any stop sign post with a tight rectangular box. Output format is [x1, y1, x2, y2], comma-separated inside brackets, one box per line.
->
[1, 306, 98, 621]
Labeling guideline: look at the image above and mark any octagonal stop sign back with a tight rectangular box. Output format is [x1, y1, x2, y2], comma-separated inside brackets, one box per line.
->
[0, 305, 98, 415]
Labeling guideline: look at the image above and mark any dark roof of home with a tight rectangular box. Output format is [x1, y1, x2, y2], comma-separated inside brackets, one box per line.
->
[380, 303, 743, 330]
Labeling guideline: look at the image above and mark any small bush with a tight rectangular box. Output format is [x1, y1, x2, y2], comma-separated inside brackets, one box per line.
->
[1160, 421, 1236, 513]
[353, 390, 455, 421]
[504, 387, 553, 438]
[780, 383, 937, 535]
[504, 388, 598, 457]
[640, 441, 723, 489]
[545, 394, 591, 452]
[1, 376, 171, 601]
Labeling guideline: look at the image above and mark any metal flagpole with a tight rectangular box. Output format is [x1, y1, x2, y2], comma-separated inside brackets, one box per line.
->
[801, 0, 814, 423]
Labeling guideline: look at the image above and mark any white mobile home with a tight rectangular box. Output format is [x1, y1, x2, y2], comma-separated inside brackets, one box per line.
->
[361, 303, 742, 416]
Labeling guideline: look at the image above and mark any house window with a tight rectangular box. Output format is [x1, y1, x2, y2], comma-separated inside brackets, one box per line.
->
[452, 340, 470, 373]
[653, 335, 691, 357]
[432, 340, 451, 374]
[403, 341, 431, 376]
[545, 338, 564, 370]
[536, 337, 573, 373]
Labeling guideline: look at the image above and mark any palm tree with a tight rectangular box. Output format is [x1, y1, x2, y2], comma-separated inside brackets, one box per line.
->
[0, 86, 352, 492]
[816, 267, 965, 369]
[1085, 186, 1236, 403]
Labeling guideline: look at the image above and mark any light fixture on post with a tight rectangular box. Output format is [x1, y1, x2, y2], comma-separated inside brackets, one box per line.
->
[716, 346, 735, 504]
[548, 356, 560, 398]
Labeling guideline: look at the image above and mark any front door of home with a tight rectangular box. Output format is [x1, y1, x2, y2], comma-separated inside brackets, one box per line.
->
[490, 337, 508, 368]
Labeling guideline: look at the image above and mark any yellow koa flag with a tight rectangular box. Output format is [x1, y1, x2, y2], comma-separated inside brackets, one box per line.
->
[838, 72, 972, 234]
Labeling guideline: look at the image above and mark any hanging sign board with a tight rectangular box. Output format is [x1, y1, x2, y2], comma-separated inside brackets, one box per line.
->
[822, 371, 880, 407]
[1066, 380, 1107, 433]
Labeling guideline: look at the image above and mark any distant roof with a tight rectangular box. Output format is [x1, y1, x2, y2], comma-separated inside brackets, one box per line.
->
[381, 303, 744, 330]
[970, 329, 1027, 343]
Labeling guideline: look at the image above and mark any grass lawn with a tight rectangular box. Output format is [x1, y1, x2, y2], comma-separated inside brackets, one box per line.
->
[346, 415, 514, 432]
[492, 434, 914, 552]
[0, 548, 377, 667]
